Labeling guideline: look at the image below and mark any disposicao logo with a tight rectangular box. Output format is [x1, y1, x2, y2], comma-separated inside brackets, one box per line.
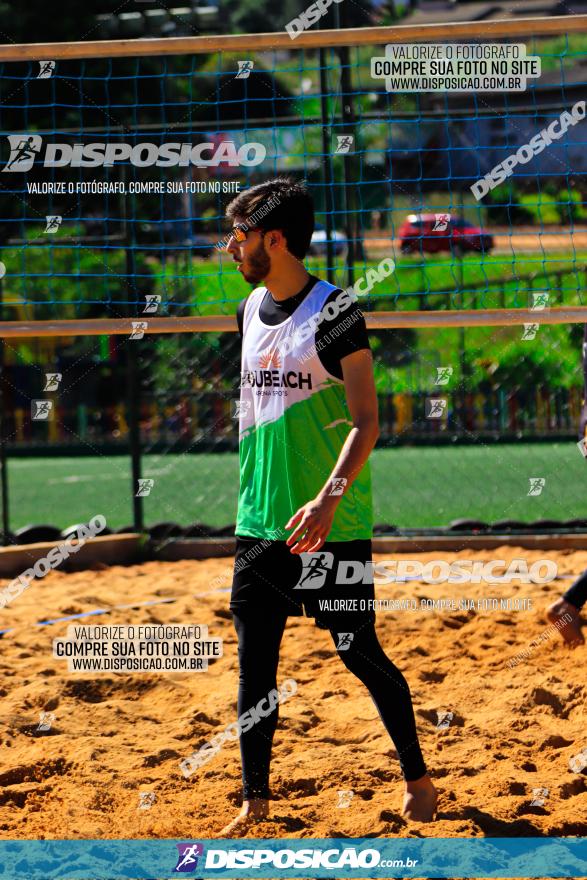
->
[174, 843, 204, 873]
[2, 135, 266, 171]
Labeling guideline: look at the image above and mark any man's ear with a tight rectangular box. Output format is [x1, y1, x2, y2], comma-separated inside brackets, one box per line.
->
[266, 229, 284, 249]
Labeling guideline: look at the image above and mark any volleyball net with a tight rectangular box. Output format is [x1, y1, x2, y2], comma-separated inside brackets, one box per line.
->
[0, 15, 587, 535]
[0, 16, 586, 321]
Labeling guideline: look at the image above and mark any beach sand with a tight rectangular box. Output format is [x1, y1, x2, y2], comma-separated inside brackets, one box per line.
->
[0, 546, 585, 845]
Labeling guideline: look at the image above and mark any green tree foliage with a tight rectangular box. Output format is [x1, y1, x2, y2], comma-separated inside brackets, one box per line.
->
[482, 183, 533, 225]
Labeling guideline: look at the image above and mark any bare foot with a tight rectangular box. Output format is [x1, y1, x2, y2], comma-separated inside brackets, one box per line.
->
[546, 598, 584, 646]
[402, 774, 438, 822]
[219, 798, 269, 837]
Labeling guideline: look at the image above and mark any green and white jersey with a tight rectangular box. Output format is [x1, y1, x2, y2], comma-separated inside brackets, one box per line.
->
[236, 278, 373, 541]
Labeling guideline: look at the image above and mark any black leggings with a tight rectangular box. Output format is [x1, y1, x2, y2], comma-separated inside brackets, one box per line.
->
[563, 570, 587, 610]
[233, 610, 427, 800]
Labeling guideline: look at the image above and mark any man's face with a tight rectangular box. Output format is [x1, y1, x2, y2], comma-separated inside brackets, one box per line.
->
[226, 217, 271, 284]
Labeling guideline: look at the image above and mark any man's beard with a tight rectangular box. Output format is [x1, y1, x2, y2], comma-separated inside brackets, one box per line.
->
[240, 239, 270, 284]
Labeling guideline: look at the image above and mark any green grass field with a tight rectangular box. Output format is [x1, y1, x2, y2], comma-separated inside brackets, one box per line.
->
[7, 442, 586, 533]
[6, 243, 584, 317]
[157, 250, 586, 315]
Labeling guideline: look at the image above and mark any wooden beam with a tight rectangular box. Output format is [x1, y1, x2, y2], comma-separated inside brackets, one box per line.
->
[373, 534, 587, 553]
[152, 532, 587, 561]
[0, 15, 585, 61]
[0, 533, 142, 577]
[0, 306, 585, 337]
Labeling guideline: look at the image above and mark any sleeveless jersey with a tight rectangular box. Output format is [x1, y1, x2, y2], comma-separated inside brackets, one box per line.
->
[236, 279, 373, 541]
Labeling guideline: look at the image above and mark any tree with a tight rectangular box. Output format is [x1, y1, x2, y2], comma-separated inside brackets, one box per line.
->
[0, 0, 104, 43]
[222, 0, 375, 34]
[224, 0, 302, 34]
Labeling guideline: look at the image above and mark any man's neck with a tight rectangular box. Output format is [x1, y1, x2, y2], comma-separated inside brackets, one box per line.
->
[264, 262, 311, 302]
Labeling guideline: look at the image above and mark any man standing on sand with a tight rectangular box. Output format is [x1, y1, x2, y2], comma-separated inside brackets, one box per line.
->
[220, 177, 437, 835]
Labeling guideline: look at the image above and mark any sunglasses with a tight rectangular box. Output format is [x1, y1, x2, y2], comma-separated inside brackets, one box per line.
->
[229, 223, 262, 243]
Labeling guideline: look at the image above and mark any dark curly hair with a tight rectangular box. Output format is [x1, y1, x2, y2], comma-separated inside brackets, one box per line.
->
[226, 177, 315, 259]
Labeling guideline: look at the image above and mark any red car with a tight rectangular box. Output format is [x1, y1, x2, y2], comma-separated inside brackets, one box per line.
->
[399, 213, 494, 254]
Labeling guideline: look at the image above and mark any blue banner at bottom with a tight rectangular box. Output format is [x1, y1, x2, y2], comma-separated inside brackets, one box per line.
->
[0, 837, 585, 878]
